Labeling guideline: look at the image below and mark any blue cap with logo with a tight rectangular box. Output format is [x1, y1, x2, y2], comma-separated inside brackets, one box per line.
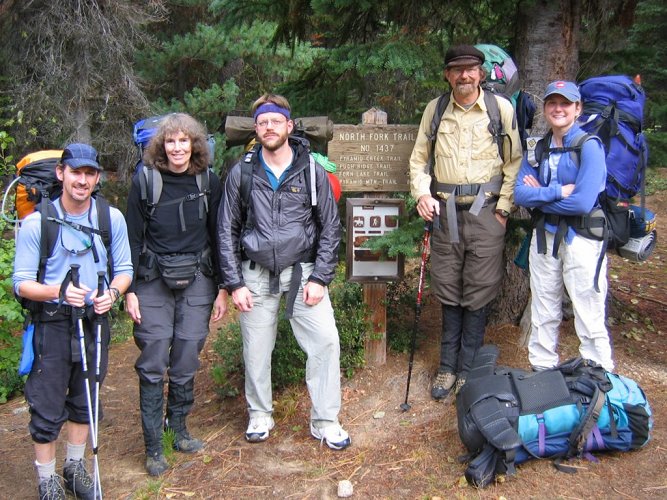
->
[61, 143, 101, 170]
[543, 81, 581, 103]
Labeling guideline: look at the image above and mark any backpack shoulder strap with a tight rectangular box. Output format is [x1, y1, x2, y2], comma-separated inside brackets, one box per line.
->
[37, 198, 60, 284]
[567, 133, 594, 168]
[240, 144, 259, 229]
[195, 168, 211, 219]
[483, 91, 510, 163]
[426, 94, 450, 177]
[94, 195, 114, 279]
[139, 165, 162, 216]
[308, 153, 317, 208]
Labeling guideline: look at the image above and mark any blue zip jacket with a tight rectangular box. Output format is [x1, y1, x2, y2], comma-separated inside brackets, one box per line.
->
[514, 124, 606, 243]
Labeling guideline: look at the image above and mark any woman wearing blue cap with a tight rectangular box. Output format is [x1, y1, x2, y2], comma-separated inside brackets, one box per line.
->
[514, 80, 614, 372]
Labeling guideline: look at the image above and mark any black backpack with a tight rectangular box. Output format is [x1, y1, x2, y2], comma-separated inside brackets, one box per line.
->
[238, 136, 318, 230]
[457, 345, 652, 488]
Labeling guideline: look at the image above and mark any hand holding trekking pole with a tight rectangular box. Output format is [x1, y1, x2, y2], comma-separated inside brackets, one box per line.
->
[66, 264, 91, 309]
[416, 195, 440, 222]
[400, 221, 432, 412]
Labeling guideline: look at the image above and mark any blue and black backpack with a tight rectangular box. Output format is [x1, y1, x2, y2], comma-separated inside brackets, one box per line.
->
[456, 345, 653, 488]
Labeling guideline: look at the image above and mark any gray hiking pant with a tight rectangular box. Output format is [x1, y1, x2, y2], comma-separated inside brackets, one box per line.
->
[239, 261, 342, 425]
[133, 273, 216, 385]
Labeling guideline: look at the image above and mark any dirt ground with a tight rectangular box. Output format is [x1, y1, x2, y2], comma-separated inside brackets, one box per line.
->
[1, 177, 666, 499]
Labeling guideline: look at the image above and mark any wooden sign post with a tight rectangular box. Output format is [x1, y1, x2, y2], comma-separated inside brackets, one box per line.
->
[328, 109, 417, 366]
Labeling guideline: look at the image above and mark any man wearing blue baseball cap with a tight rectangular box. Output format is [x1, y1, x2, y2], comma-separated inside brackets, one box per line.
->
[515, 81, 614, 373]
[14, 143, 133, 499]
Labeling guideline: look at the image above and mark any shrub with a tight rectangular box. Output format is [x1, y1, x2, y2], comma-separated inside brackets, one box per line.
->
[210, 264, 369, 396]
[0, 179, 26, 402]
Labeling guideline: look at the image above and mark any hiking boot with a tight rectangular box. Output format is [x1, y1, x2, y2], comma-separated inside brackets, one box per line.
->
[454, 376, 467, 395]
[245, 415, 275, 443]
[145, 451, 169, 477]
[38, 475, 65, 500]
[310, 422, 351, 450]
[172, 428, 204, 453]
[62, 459, 94, 500]
[431, 371, 456, 400]
[165, 380, 203, 452]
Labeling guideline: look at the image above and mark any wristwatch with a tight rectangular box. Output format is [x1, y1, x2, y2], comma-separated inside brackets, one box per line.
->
[495, 209, 510, 218]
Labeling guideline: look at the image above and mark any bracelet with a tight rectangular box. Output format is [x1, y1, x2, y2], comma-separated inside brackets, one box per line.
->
[109, 287, 121, 302]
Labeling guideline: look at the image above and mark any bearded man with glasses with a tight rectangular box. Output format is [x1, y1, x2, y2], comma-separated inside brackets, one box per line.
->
[217, 93, 351, 450]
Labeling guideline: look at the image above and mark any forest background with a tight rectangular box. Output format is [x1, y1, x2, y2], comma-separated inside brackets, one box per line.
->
[0, 0, 665, 178]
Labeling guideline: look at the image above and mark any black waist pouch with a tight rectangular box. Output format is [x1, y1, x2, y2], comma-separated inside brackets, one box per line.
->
[156, 253, 199, 289]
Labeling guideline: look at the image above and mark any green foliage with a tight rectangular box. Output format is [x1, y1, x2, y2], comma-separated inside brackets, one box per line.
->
[210, 264, 368, 397]
[210, 322, 243, 398]
[0, 269, 24, 403]
[646, 129, 667, 170]
[0, 131, 24, 403]
[362, 194, 423, 258]
[0, 130, 16, 177]
[0, 332, 22, 404]
[645, 166, 667, 194]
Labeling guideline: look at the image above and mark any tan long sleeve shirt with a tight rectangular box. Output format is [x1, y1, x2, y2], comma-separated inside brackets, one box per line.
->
[409, 88, 522, 214]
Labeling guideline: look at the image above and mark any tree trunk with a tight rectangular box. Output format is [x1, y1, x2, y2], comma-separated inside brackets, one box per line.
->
[515, 0, 581, 135]
[490, 1, 582, 336]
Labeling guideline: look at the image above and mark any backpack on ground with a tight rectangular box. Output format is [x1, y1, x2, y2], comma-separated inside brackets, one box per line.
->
[456, 345, 653, 488]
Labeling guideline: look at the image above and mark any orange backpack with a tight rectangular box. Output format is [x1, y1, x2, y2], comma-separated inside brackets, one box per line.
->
[4, 150, 62, 221]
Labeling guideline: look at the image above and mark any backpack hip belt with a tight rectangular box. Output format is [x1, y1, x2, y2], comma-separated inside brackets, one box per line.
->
[533, 209, 608, 292]
[434, 175, 502, 243]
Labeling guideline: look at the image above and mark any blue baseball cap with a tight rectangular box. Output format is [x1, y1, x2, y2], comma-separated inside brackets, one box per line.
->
[543, 81, 581, 102]
[61, 143, 102, 170]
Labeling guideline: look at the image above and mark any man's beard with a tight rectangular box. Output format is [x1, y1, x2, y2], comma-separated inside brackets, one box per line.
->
[455, 82, 476, 97]
[260, 133, 288, 151]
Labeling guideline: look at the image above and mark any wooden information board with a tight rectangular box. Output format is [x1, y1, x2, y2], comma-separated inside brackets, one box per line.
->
[328, 124, 418, 192]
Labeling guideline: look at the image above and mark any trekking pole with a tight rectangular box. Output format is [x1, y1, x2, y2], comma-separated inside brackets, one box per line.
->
[92, 271, 106, 499]
[400, 221, 432, 412]
[70, 265, 101, 499]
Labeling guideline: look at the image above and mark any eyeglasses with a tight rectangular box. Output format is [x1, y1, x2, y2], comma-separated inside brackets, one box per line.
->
[448, 66, 481, 76]
[256, 118, 288, 129]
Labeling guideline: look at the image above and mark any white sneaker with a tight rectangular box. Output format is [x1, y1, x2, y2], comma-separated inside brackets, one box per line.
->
[245, 416, 275, 442]
[310, 422, 351, 450]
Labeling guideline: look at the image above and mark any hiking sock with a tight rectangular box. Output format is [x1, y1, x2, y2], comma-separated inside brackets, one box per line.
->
[64, 442, 86, 466]
[35, 457, 56, 483]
